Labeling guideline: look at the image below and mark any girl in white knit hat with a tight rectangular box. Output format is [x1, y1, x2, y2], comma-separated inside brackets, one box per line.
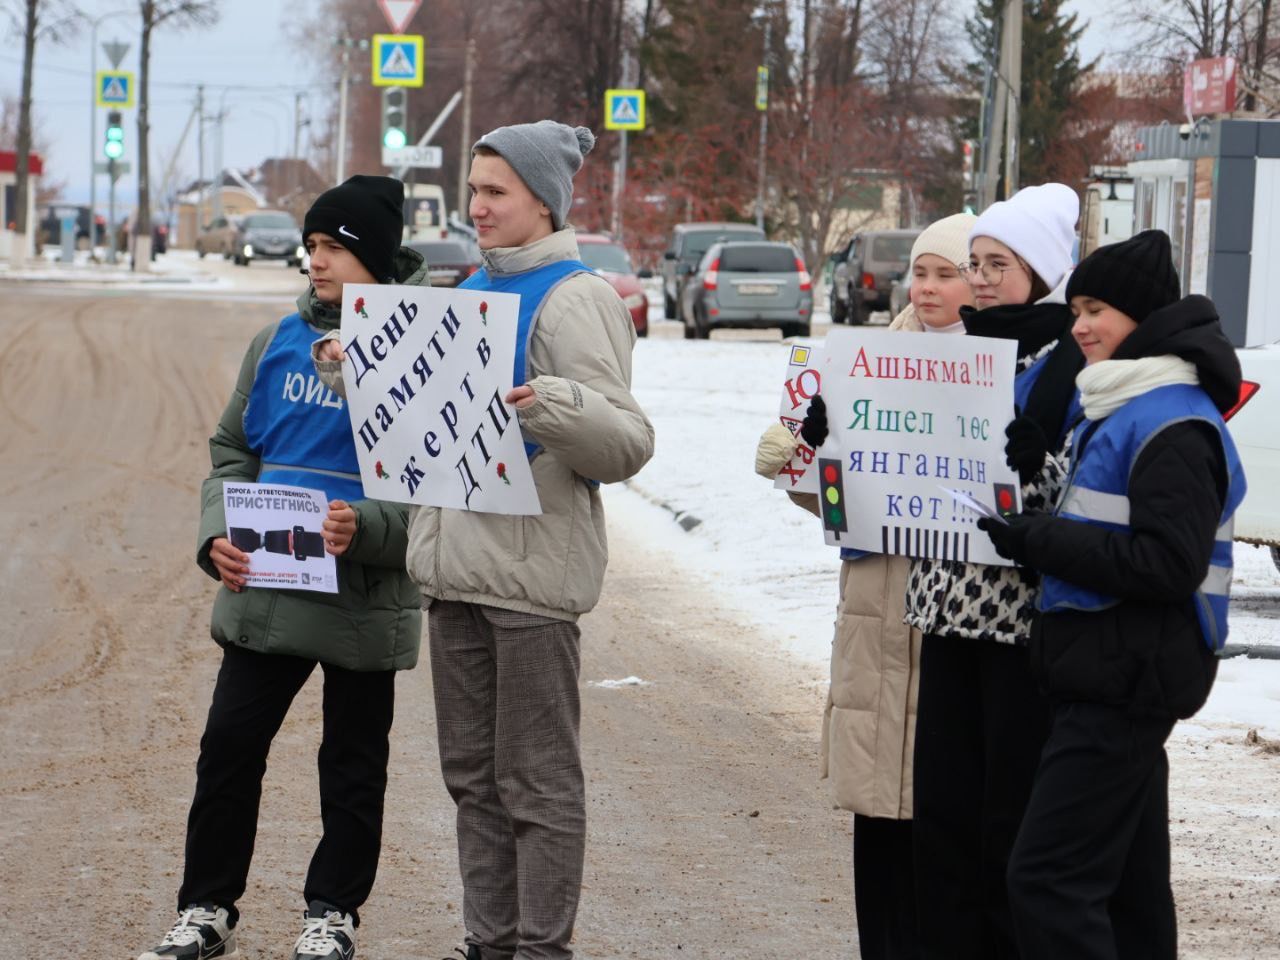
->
[905, 183, 1085, 960]
[754, 211, 976, 960]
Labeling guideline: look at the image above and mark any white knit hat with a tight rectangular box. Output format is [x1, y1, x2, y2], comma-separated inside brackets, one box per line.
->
[969, 183, 1079, 290]
[910, 213, 978, 270]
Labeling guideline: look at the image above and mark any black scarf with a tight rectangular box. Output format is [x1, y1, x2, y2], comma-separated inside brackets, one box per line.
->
[962, 299, 1084, 446]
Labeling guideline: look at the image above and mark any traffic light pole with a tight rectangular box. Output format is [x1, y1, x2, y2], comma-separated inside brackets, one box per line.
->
[107, 159, 118, 265]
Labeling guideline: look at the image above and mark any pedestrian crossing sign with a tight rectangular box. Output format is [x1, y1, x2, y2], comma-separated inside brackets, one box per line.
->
[604, 89, 645, 131]
[372, 34, 424, 87]
[96, 70, 134, 108]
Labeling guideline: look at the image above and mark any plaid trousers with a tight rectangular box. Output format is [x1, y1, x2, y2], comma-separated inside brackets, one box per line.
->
[429, 601, 585, 960]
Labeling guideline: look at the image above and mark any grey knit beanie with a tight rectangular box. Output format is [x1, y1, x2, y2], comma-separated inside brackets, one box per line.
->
[473, 120, 596, 230]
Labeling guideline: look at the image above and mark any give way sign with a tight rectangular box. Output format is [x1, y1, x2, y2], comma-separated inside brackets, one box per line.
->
[377, 0, 422, 34]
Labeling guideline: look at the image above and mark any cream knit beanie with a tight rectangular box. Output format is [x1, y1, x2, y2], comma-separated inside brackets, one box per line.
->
[910, 212, 978, 270]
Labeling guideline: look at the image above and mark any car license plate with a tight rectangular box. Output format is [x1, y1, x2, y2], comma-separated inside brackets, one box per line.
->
[739, 283, 778, 295]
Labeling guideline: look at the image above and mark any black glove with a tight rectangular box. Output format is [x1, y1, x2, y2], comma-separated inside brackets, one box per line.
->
[1004, 415, 1049, 485]
[976, 513, 1043, 566]
[800, 395, 828, 448]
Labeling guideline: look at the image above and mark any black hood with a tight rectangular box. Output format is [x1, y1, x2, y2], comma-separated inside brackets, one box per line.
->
[1112, 295, 1241, 414]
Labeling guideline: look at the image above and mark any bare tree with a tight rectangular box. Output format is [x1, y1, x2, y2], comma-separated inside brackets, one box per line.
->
[133, 0, 218, 270]
[3, 0, 76, 266]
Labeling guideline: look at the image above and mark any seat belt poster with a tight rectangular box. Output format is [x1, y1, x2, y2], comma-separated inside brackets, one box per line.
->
[222, 482, 339, 593]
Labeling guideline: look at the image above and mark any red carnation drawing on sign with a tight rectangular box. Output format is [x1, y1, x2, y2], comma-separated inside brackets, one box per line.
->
[354, 297, 368, 318]
[497, 462, 510, 485]
[375, 460, 390, 480]
[480, 300, 489, 325]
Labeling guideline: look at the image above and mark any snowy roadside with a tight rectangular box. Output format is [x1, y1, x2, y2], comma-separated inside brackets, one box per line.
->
[0, 247, 229, 289]
[613, 334, 1280, 739]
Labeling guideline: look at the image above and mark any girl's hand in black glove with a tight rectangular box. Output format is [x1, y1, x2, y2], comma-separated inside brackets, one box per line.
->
[1004, 415, 1049, 485]
[800, 395, 828, 448]
[976, 513, 1045, 566]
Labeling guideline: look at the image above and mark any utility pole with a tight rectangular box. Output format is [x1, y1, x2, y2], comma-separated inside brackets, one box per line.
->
[1002, 0, 1022, 197]
[337, 46, 351, 183]
[456, 36, 476, 222]
[196, 86, 205, 233]
[755, 19, 771, 231]
[979, 2, 1016, 209]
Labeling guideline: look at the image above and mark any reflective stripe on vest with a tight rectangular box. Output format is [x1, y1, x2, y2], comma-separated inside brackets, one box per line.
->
[243, 313, 366, 504]
[1038, 383, 1247, 650]
[459, 258, 591, 459]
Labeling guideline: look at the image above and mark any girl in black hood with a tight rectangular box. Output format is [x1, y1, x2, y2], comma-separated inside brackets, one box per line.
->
[907, 183, 1084, 960]
[978, 230, 1246, 960]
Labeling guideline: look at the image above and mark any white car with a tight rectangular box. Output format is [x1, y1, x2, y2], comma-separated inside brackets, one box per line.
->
[1229, 341, 1280, 570]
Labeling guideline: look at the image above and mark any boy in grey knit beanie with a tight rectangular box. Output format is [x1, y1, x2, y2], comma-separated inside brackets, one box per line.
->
[472, 120, 595, 233]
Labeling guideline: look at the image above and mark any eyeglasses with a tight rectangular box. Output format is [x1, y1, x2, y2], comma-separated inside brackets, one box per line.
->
[959, 260, 1026, 286]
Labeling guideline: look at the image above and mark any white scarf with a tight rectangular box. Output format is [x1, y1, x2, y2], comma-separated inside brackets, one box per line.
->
[1077, 355, 1199, 420]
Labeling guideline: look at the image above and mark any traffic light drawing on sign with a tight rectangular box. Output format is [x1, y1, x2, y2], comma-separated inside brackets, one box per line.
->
[818, 458, 848, 540]
[382, 87, 408, 149]
[992, 482, 1018, 519]
[104, 110, 124, 160]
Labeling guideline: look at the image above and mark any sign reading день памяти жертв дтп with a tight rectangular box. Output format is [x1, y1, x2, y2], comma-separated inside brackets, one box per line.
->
[339, 284, 541, 516]
[817, 328, 1022, 567]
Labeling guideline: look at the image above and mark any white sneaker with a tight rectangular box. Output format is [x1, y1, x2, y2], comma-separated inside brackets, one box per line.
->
[290, 905, 356, 960]
[137, 905, 240, 960]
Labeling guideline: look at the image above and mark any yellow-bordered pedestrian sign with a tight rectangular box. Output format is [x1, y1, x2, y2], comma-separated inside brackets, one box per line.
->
[604, 89, 645, 131]
[372, 34, 424, 87]
[96, 70, 134, 108]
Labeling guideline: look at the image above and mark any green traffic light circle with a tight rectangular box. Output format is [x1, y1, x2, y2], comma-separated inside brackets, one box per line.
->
[383, 128, 407, 149]
[103, 141, 124, 160]
[827, 508, 843, 526]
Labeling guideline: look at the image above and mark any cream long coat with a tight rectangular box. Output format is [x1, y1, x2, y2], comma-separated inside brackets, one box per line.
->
[795, 304, 925, 819]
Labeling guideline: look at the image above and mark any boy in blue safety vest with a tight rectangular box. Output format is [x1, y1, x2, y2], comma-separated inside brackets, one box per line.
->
[975, 229, 1246, 960]
[137, 175, 426, 960]
[315, 121, 654, 960]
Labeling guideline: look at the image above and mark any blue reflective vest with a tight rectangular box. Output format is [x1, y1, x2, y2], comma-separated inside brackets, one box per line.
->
[243, 313, 365, 503]
[1038, 383, 1247, 650]
[1014, 349, 1083, 445]
[459, 257, 590, 458]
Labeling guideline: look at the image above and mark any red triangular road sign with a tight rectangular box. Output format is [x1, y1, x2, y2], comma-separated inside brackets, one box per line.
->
[377, 0, 422, 33]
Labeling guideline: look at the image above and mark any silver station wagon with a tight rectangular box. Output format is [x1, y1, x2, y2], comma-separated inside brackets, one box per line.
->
[679, 241, 814, 339]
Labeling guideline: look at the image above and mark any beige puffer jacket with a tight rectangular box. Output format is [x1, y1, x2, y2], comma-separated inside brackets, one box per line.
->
[319, 229, 654, 622]
[788, 303, 925, 818]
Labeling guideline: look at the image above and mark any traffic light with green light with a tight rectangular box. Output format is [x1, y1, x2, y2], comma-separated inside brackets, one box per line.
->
[381, 87, 407, 150]
[818, 458, 848, 539]
[104, 110, 124, 160]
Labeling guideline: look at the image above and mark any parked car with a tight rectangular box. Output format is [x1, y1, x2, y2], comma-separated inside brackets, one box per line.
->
[408, 238, 481, 287]
[888, 275, 910, 319]
[232, 210, 304, 267]
[195, 215, 241, 258]
[829, 228, 920, 325]
[1228, 340, 1280, 570]
[679, 240, 812, 340]
[662, 221, 766, 320]
[576, 232, 650, 337]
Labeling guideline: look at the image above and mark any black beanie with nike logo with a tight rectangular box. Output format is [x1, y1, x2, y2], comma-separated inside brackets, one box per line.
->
[303, 174, 404, 283]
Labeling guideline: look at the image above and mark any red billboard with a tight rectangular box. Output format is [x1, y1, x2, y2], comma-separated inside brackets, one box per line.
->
[1184, 56, 1238, 116]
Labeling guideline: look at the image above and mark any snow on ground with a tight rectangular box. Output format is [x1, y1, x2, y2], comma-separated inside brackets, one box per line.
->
[0, 247, 229, 289]
[614, 334, 1280, 738]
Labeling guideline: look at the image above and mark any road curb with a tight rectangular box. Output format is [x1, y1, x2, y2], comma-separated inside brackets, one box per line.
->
[1219, 643, 1280, 661]
[622, 480, 703, 531]
[0, 272, 205, 285]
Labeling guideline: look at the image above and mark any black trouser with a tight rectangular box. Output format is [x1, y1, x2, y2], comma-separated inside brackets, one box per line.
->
[912, 634, 1050, 960]
[853, 814, 919, 960]
[178, 643, 396, 927]
[1007, 702, 1176, 960]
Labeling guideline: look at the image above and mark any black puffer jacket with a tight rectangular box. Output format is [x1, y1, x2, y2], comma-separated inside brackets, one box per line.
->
[1018, 296, 1241, 718]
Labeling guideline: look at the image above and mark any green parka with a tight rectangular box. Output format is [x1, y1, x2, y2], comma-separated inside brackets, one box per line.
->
[195, 248, 428, 670]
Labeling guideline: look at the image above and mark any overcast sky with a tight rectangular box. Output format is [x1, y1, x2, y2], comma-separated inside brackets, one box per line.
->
[6, 0, 1128, 210]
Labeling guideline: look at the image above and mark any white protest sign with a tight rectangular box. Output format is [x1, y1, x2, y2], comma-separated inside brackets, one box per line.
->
[816, 328, 1022, 566]
[223, 482, 338, 593]
[340, 284, 542, 515]
[771, 340, 822, 493]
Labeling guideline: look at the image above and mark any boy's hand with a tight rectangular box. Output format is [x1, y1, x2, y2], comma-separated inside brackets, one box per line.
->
[323, 500, 358, 556]
[317, 340, 345, 363]
[505, 385, 538, 409]
[209, 537, 250, 592]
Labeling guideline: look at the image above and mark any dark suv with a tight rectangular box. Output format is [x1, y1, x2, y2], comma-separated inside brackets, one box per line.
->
[233, 210, 304, 267]
[829, 228, 920, 324]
